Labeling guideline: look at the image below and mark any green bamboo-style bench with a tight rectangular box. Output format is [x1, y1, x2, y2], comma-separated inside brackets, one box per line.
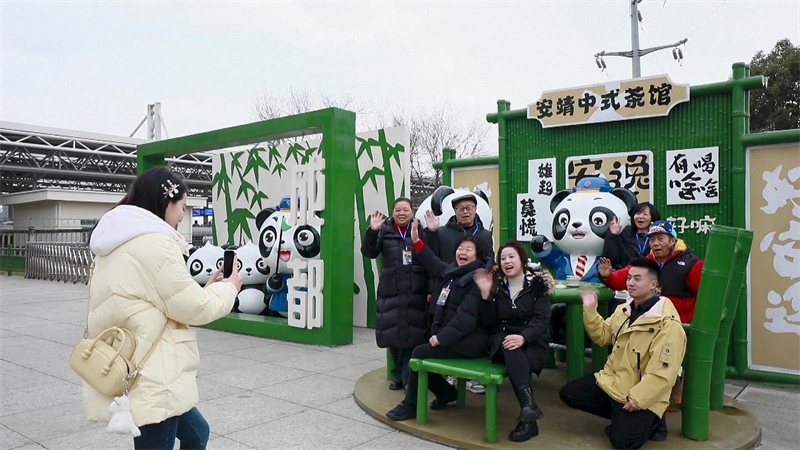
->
[408, 357, 507, 443]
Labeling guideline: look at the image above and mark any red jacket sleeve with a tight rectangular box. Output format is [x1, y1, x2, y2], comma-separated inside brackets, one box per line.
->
[413, 240, 425, 253]
[686, 259, 704, 295]
[602, 265, 630, 291]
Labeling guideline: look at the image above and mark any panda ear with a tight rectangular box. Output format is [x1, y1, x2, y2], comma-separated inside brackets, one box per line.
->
[550, 189, 572, 213]
[611, 188, 638, 213]
[472, 188, 489, 204]
[256, 208, 277, 230]
[431, 186, 455, 216]
[188, 246, 198, 256]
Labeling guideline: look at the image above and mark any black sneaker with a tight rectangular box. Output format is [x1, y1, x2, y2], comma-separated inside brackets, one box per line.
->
[389, 380, 404, 391]
[430, 389, 458, 410]
[509, 420, 539, 442]
[650, 417, 668, 441]
[386, 401, 416, 421]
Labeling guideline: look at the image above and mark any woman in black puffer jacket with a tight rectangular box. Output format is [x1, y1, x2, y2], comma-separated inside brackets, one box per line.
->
[386, 213, 494, 422]
[474, 240, 554, 443]
[361, 197, 428, 390]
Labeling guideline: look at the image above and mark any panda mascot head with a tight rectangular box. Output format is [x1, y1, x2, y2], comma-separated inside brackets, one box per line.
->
[415, 185, 493, 230]
[256, 196, 322, 317]
[233, 241, 272, 315]
[549, 177, 637, 256]
[186, 241, 224, 285]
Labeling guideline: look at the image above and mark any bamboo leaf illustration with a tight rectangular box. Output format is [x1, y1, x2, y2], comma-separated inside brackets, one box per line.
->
[244, 147, 270, 184]
[272, 162, 287, 177]
[300, 144, 317, 164]
[285, 143, 304, 164]
[250, 191, 269, 210]
[360, 167, 385, 191]
[227, 208, 256, 242]
[230, 151, 244, 172]
[356, 136, 375, 162]
[236, 179, 256, 202]
[268, 146, 282, 167]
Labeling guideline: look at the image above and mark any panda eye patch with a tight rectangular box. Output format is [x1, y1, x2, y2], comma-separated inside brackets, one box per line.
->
[237, 260, 243, 271]
[216, 258, 224, 269]
[591, 211, 608, 226]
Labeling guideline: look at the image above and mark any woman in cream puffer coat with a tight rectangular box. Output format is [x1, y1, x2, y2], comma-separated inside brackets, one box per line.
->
[84, 167, 241, 450]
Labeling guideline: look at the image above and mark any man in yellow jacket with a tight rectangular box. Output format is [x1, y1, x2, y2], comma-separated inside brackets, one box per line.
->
[559, 258, 686, 449]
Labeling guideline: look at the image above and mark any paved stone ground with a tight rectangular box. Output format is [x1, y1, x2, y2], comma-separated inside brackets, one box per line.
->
[1, 277, 798, 450]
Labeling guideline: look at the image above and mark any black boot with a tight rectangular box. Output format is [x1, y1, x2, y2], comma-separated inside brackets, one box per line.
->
[517, 387, 544, 422]
[509, 420, 539, 442]
[650, 416, 668, 441]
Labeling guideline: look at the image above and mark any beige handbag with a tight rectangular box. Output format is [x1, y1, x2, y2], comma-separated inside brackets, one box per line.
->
[70, 324, 167, 397]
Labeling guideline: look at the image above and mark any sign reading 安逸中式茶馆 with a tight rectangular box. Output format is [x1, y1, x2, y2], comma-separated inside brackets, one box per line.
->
[527, 75, 690, 128]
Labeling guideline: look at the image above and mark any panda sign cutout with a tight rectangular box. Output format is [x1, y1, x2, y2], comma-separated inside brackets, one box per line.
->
[531, 177, 636, 282]
[414, 186, 493, 232]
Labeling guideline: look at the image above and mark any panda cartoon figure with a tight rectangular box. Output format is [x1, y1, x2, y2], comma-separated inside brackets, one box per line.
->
[233, 240, 274, 315]
[531, 177, 637, 282]
[186, 241, 224, 285]
[256, 196, 321, 317]
[415, 185, 493, 232]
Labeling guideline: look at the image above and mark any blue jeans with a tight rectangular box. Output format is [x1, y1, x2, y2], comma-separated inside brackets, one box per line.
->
[134, 407, 210, 450]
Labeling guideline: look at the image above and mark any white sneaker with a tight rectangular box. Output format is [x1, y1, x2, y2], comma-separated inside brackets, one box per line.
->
[466, 380, 486, 394]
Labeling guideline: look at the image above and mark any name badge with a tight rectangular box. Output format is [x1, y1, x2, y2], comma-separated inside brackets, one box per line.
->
[402, 248, 412, 266]
[436, 283, 452, 306]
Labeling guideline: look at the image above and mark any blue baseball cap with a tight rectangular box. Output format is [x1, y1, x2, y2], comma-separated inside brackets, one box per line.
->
[647, 220, 678, 238]
[572, 177, 612, 193]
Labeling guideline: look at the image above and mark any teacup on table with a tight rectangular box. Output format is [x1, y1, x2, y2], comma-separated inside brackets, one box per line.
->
[566, 276, 581, 288]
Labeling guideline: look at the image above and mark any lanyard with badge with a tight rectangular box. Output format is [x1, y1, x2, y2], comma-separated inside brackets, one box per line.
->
[437, 280, 453, 306]
[397, 224, 413, 266]
[635, 234, 649, 255]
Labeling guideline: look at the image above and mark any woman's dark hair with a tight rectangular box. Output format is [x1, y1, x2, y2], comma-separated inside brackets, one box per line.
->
[117, 167, 188, 220]
[392, 197, 413, 210]
[496, 240, 528, 268]
[630, 202, 660, 223]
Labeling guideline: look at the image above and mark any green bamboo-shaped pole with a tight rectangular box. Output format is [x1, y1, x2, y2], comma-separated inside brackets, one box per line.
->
[682, 225, 749, 440]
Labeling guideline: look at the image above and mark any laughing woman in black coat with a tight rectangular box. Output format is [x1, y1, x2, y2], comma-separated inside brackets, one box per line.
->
[361, 198, 429, 391]
[386, 214, 493, 422]
[473, 240, 554, 442]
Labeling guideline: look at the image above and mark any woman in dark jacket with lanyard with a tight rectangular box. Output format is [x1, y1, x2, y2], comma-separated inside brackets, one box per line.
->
[474, 240, 554, 442]
[362, 198, 429, 390]
[386, 214, 493, 421]
[602, 202, 660, 269]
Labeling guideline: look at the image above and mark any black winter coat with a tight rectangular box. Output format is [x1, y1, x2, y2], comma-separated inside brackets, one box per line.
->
[485, 267, 553, 375]
[602, 225, 650, 269]
[429, 216, 494, 264]
[416, 243, 492, 358]
[361, 219, 428, 349]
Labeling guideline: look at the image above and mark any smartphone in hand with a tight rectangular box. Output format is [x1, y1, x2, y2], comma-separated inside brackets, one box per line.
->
[223, 249, 235, 278]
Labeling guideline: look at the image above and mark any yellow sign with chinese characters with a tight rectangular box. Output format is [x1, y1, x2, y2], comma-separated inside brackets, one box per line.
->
[527, 75, 690, 128]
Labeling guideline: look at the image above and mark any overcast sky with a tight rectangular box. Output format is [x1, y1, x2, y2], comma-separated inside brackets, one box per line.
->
[1, 1, 798, 140]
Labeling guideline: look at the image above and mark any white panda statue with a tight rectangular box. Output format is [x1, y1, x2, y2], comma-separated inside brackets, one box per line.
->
[531, 176, 637, 282]
[186, 241, 224, 285]
[234, 241, 273, 315]
[415, 185, 493, 231]
[256, 196, 322, 318]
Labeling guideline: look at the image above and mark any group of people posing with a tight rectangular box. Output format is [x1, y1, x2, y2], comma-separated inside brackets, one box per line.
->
[362, 195, 703, 449]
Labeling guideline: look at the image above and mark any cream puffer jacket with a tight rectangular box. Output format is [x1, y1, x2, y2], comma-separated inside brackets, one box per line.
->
[583, 296, 687, 418]
[83, 205, 237, 427]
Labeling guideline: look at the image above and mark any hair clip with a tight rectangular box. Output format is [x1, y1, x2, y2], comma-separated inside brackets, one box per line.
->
[161, 180, 180, 199]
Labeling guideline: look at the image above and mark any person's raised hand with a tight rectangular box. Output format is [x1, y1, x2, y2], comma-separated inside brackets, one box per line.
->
[410, 218, 421, 243]
[609, 216, 622, 235]
[425, 210, 440, 232]
[369, 211, 385, 231]
[472, 268, 494, 299]
[580, 285, 598, 308]
[598, 257, 613, 278]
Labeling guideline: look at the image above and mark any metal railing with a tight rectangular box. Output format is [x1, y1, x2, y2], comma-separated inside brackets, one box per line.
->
[25, 242, 94, 284]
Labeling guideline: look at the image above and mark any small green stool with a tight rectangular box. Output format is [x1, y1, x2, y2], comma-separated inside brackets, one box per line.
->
[408, 357, 508, 443]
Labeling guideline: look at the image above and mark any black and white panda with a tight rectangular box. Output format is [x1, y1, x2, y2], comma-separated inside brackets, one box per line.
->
[233, 241, 272, 315]
[186, 241, 224, 285]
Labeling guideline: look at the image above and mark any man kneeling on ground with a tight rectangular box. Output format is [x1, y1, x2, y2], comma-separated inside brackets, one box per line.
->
[559, 258, 686, 449]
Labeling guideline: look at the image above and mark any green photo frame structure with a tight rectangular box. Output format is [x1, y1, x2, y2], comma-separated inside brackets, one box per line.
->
[137, 108, 357, 346]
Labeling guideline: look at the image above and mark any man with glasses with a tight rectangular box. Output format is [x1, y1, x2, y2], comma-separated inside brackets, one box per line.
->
[425, 192, 495, 394]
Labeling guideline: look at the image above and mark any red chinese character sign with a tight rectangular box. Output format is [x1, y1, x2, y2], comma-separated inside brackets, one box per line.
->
[527, 75, 690, 128]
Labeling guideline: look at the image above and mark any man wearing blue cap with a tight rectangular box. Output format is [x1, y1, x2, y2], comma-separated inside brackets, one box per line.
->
[597, 220, 703, 324]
